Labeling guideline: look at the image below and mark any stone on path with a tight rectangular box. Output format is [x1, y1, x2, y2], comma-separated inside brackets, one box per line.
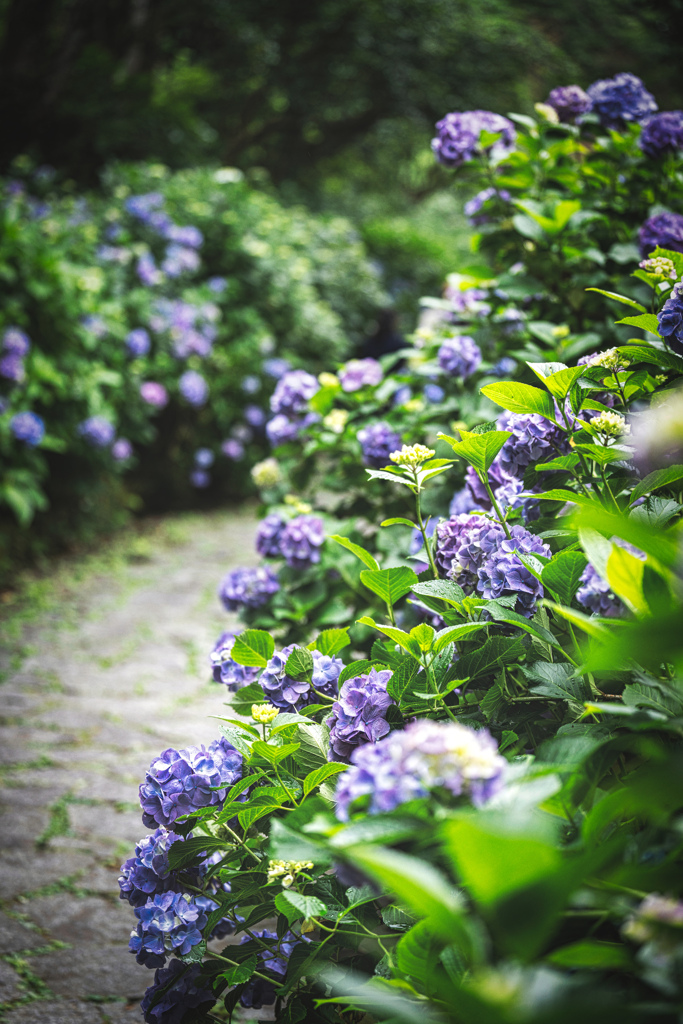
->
[0, 511, 259, 1022]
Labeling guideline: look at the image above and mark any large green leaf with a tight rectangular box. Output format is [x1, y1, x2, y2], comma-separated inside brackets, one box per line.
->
[615, 312, 661, 336]
[452, 636, 526, 682]
[284, 646, 314, 682]
[541, 550, 588, 605]
[274, 890, 327, 923]
[308, 627, 351, 656]
[303, 762, 348, 797]
[438, 429, 512, 474]
[329, 534, 380, 571]
[360, 566, 418, 606]
[411, 579, 466, 605]
[480, 381, 556, 421]
[631, 465, 683, 503]
[585, 288, 646, 313]
[231, 629, 275, 667]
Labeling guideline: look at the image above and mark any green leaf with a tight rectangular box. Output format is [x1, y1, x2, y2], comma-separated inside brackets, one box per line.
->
[484, 601, 562, 648]
[585, 288, 646, 313]
[231, 630, 275, 668]
[631, 465, 683, 503]
[219, 723, 256, 758]
[168, 835, 228, 869]
[284, 646, 314, 682]
[411, 580, 466, 605]
[179, 939, 206, 965]
[220, 955, 258, 985]
[535, 488, 594, 507]
[438, 429, 512, 474]
[358, 619, 420, 657]
[525, 663, 590, 705]
[338, 659, 381, 686]
[432, 622, 489, 652]
[622, 679, 683, 717]
[528, 363, 586, 401]
[308, 627, 350, 657]
[541, 551, 588, 605]
[329, 534, 380, 571]
[360, 566, 419, 606]
[251, 740, 301, 765]
[452, 636, 526, 681]
[303, 762, 348, 796]
[546, 940, 631, 970]
[274, 890, 327, 923]
[615, 313, 661, 336]
[542, 601, 612, 639]
[606, 543, 647, 615]
[480, 381, 556, 421]
[294, 722, 330, 771]
[410, 622, 436, 651]
[396, 920, 446, 985]
[386, 658, 419, 702]
[381, 517, 416, 528]
[228, 682, 268, 718]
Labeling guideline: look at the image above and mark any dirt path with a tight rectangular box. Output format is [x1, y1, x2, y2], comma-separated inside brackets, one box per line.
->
[0, 510, 258, 1023]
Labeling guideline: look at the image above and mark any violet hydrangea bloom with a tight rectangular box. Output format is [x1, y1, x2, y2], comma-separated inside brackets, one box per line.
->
[221, 438, 244, 460]
[464, 187, 511, 226]
[129, 891, 208, 967]
[640, 111, 683, 158]
[10, 411, 45, 446]
[2, 327, 30, 356]
[338, 358, 383, 392]
[438, 335, 482, 379]
[432, 110, 516, 168]
[126, 328, 151, 357]
[477, 524, 551, 616]
[140, 382, 169, 408]
[327, 668, 395, 762]
[112, 438, 133, 461]
[239, 929, 306, 1009]
[357, 422, 402, 468]
[137, 252, 163, 287]
[266, 413, 302, 446]
[139, 737, 242, 830]
[657, 284, 683, 356]
[638, 212, 683, 258]
[210, 631, 261, 690]
[0, 352, 25, 382]
[179, 370, 208, 407]
[279, 515, 324, 569]
[496, 410, 569, 476]
[118, 827, 186, 907]
[190, 469, 210, 488]
[256, 513, 285, 557]
[270, 369, 319, 416]
[162, 244, 201, 278]
[335, 719, 506, 821]
[219, 565, 279, 611]
[576, 563, 622, 617]
[587, 72, 657, 129]
[465, 464, 539, 521]
[546, 84, 592, 123]
[78, 415, 116, 447]
[260, 644, 343, 712]
[141, 960, 216, 1024]
[165, 224, 203, 248]
[435, 513, 506, 592]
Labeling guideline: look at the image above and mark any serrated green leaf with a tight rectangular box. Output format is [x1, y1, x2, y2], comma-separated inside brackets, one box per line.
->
[438, 429, 512, 474]
[308, 627, 351, 657]
[411, 580, 466, 605]
[294, 722, 330, 771]
[631, 465, 683, 503]
[284, 646, 314, 682]
[329, 534, 380, 571]
[303, 762, 348, 796]
[360, 566, 419, 606]
[432, 622, 488, 652]
[452, 636, 526, 681]
[220, 954, 258, 985]
[480, 381, 556, 421]
[338, 659, 381, 686]
[585, 288, 646, 313]
[231, 629, 275, 668]
[541, 550, 588, 605]
[615, 313, 660, 335]
[386, 658, 418, 702]
[251, 740, 301, 765]
[275, 890, 327, 923]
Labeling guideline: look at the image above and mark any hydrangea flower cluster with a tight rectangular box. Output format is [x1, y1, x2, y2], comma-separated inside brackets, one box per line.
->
[335, 719, 506, 820]
[251, 457, 282, 488]
[178, 370, 208, 407]
[464, 187, 511, 225]
[327, 668, 395, 761]
[431, 110, 516, 168]
[112, 438, 133, 461]
[496, 410, 569, 475]
[129, 891, 208, 967]
[0, 327, 30, 382]
[465, 465, 539, 521]
[140, 381, 169, 408]
[10, 410, 45, 446]
[256, 513, 324, 568]
[141, 960, 215, 1024]
[435, 513, 506, 591]
[118, 827, 186, 907]
[149, 298, 218, 359]
[477, 525, 551, 615]
[640, 111, 683, 158]
[338, 357, 383, 392]
[219, 565, 280, 611]
[210, 631, 261, 690]
[239, 929, 305, 1009]
[266, 369, 320, 446]
[438, 334, 482, 379]
[162, 244, 200, 278]
[260, 644, 343, 712]
[657, 284, 683, 355]
[139, 737, 242, 829]
[126, 328, 151, 357]
[546, 84, 592, 123]
[576, 542, 646, 617]
[639, 213, 683, 258]
[78, 415, 116, 447]
[587, 72, 657, 129]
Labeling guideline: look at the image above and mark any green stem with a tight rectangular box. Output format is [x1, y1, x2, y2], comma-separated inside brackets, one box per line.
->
[481, 472, 512, 538]
[274, 765, 298, 808]
[205, 950, 280, 987]
[415, 484, 439, 579]
[220, 823, 262, 865]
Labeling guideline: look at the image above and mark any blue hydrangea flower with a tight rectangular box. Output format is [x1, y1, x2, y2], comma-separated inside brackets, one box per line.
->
[587, 72, 657, 129]
[491, 356, 518, 377]
[112, 438, 133, 461]
[141, 960, 216, 1024]
[266, 413, 301, 446]
[335, 719, 506, 821]
[270, 369, 319, 416]
[78, 416, 116, 447]
[139, 737, 242, 829]
[10, 411, 44, 446]
[657, 285, 683, 356]
[194, 448, 214, 468]
[357, 421, 402, 468]
[256, 513, 285, 557]
[137, 252, 163, 287]
[423, 383, 445, 403]
[639, 213, 683, 257]
[338, 358, 383, 392]
[2, 327, 30, 356]
[465, 464, 539, 521]
[162, 244, 201, 278]
[435, 513, 506, 592]
[575, 563, 622, 617]
[327, 668, 395, 762]
[239, 929, 306, 1009]
[125, 193, 165, 218]
[640, 111, 683, 158]
[496, 410, 569, 476]
[546, 85, 592, 123]
[279, 515, 324, 569]
[432, 110, 516, 167]
[190, 469, 210, 488]
[118, 827, 186, 907]
[449, 487, 477, 516]
[126, 328, 151, 357]
[208, 276, 227, 293]
[477, 524, 551, 616]
[464, 187, 511, 225]
[221, 438, 244, 460]
[263, 357, 291, 378]
[245, 404, 267, 428]
[129, 891, 208, 967]
[210, 631, 261, 690]
[165, 224, 203, 248]
[218, 566, 280, 611]
[179, 371, 208, 407]
[260, 644, 343, 712]
[0, 352, 25, 382]
[438, 335, 482, 379]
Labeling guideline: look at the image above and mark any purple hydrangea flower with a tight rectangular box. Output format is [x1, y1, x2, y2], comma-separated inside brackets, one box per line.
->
[241, 374, 261, 394]
[477, 524, 551, 616]
[78, 415, 116, 447]
[338, 358, 383, 393]
[587, 72, 657, 129]
[81, 314, 108, 338]
[424, 383, 445, 403]
[179, 370, 208, 407]
[260, 644, 343, 712]
[279, 515, 324, 569]
[140, 382, 169, 408]
[464, 187, 511, 225]
[263, 357, 291, 378]
[357, 421, 402, 468]
[657, 284, 683, 356]
[270, 370, 319, 415]
[640, 111, 683, 158]
[432, 110, 516, 168]
[112, 438, 133, 461]
[129, 891, 208, 967]
[218, 566, 279, 611]
[118, 827, 186, 907]
[266, 414, 301, 446]
[638, 212, 683, 258]
[126, 328, 151, 357]
[443, 281, 490, 316]
[221, 438, 244, 460]
[165, 224, 203, 248]
[208, 276, 227, 293]
[190, 469, 210, 488]
[137, 252, 163, 286]
[546, 85, 592, 123]
[327, 668, 395, 762]
[0, 352, 25, 382]
[139, 737, 242, 830]
[141, 960, 216, 1024]
[125, 193, 165, 218]
[496, 410, 569, 476]
[256, 513, 285, 557]
[10, 411, 44, 446]
[194, 448, 214, 468]
[492, 356, 517, 377]
[449, 487, 477, 516]
[435, 513, 506, 592]
[576, 563, 621, 616]
[465, 464, 539, 521]
[335, 719, 506, 821]
[438, 335, 482, 379]
[245, 404, 267, 428]
[162, 244, 201, 278]
[2, 327, 30, 356]
[239, 929, 306, 1009]
[210, 631, 261, 690]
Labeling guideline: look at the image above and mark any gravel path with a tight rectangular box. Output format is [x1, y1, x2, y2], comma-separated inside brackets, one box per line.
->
[0, 510, 258, 1023]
